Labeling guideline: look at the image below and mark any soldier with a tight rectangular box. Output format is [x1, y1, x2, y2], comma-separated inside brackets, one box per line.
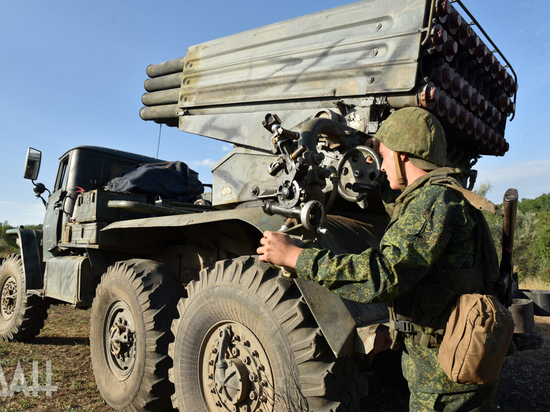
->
[257, 107, 500, 411]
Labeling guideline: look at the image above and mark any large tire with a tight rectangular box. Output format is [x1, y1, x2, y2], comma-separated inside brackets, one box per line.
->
[0, 254, 49, 342]
[90, 259, 184, 412]
[170, 256, 367, 412]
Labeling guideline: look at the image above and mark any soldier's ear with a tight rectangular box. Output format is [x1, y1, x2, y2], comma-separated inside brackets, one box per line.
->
[399, 153, 409, 163]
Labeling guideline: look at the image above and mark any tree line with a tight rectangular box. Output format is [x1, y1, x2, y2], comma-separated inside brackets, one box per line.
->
[0, 221, 43, 259]
[480, 188, 550, 286]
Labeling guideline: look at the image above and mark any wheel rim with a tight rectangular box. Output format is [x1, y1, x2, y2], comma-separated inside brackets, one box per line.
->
[200, 322, 275, 412]
[104, 299, 137, 380]
[1, 275, 17, 321]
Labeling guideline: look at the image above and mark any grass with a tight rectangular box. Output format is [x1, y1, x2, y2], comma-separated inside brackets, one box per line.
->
[520, 277, 550, 292]
[0, 305, 110, 412]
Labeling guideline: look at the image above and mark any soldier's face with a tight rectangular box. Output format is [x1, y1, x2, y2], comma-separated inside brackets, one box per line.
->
[379, 143, 397, 190]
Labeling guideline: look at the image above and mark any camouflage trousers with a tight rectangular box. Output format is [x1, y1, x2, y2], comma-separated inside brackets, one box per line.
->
[403, 339, 499, 412]
[409, 383, 499, 412]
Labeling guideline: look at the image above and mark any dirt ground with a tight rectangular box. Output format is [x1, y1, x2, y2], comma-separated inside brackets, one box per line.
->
[0, 304, 548, 412]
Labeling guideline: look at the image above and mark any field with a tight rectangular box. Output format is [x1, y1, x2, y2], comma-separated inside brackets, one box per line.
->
[0, 305, 109, 412]
[0, 303, 549, 412]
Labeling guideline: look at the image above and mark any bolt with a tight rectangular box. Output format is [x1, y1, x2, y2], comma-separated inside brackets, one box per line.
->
[371, 49, 378, 57]
[353, 169, 362, 178]
[208, 373, 214, 380]
[212, 347, 218, 354]
[260, 395, 267, 402]
[243, 357, 251, 365]
[251, 350, 259, 357]
[258, 365, 265, 372]
[250, 392, 257, 401]
[232, 347, 240, 357]
[367, 77, 375, 84]
[250, 373, 258, 382]
[216, 401, 222, 407]
[281, 187, 290, 198]
[243, 340, 250, 347]
[261, 381, 268, 387]
[376, 22, 382, 30]
[209, 360, 214, 366]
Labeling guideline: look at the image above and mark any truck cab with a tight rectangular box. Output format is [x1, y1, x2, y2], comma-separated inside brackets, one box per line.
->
[41, 146, 162, 260]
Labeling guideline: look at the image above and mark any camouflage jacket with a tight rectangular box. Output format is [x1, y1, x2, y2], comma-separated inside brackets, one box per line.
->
[295, 172, 477, 304]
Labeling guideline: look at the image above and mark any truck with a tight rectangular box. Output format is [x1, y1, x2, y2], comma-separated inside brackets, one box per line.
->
[1, 1, 543, 411]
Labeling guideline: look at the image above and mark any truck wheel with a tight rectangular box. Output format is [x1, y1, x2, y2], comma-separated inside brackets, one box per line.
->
[90, 259, 184, 412]
[0, 254, 49, 342]
[169, 256, 367, 412]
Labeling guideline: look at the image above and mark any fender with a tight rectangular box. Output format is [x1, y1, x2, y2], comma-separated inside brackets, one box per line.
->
[101, 206, 285, 234]
[100, 206, 286, 256]
[98, 207, 288, 260]
[5, 228, 44, 289]
[101, 206, 385, 254]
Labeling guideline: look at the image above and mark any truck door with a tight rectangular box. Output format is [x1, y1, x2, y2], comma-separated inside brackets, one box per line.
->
[42, 154, 70, 260]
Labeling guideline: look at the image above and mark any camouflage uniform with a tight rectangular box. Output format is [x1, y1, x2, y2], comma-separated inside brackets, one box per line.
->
[295, 108, 500, 411]
[296, 177, 499, 411]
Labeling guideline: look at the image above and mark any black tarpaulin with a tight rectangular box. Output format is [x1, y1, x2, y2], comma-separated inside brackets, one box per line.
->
[107, 161, 204, 202]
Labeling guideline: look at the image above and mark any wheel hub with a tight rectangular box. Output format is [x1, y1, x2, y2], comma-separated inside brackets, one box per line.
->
[202, 323, 274, 411]
[1, 276, 17, 320]
[105, 301, 136, 380]
[215, 358, 250, 404]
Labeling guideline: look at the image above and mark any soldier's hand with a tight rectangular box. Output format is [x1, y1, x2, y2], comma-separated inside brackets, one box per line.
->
[257, 231, 303, 269]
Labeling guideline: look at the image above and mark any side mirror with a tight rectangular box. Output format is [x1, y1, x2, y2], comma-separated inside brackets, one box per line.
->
[24, 148, 42, 180]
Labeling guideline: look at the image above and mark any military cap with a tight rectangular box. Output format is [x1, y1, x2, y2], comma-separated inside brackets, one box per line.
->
[375, 107, 446, 170]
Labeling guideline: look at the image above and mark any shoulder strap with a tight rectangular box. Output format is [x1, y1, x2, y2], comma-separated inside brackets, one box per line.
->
[446, 186, 503, 217]
[424, 167, 502, 216]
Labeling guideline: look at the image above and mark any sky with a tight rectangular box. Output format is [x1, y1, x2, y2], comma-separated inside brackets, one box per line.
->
[1, 0, 549, 226]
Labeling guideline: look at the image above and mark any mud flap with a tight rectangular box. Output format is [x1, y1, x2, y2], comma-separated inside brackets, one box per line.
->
[5, 228, 43, 289]
[295, 278, 390, 358]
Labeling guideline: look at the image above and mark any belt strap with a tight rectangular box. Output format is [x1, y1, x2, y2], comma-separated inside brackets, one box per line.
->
[390, 316, 443, 347]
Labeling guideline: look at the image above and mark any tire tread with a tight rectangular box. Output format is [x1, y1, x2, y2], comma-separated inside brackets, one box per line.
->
[0, 254, 49, 342]
[90, 259, 183, 412]
[169, 256, 367, 412]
